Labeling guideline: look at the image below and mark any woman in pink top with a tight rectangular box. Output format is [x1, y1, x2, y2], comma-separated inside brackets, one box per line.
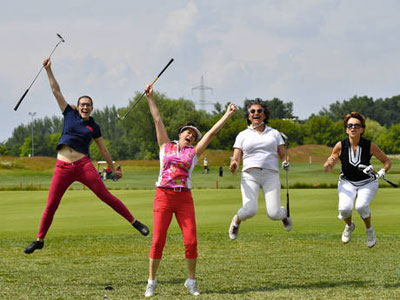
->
[143, 84, 236, 297]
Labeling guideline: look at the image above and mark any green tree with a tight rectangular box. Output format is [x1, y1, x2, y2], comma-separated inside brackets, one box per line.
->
[376, 124, 400, 154]
[0, 144, 9, 155]
[268, 119, 304, 147]
[363, 119, 387, 142]
[303, 116, 344, 146]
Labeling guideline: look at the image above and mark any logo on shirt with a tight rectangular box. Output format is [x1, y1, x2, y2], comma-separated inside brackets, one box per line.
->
[86, 125, 93, 132]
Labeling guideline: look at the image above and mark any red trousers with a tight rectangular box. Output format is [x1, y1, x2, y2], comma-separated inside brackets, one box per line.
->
[150, 187, 198, 259]
[37, 156, 134, 239]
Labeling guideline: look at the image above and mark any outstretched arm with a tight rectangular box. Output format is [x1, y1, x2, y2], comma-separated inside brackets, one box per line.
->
[195, 103, 237, 156]
[145, 84, 170, 148]
[43, 58, 68, 113]
[324, 141, 341, 172]
[94, 137, 122, 178]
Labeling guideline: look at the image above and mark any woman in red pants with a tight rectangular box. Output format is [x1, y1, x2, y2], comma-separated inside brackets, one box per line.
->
[24, 58, 149, 254]
[143, 84, 236, 297]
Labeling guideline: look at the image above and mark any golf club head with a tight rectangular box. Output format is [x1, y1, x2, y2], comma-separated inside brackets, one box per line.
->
[56, 33, 65, 43]
[357, 164, 368, 170]
[280, 132, 288, 141]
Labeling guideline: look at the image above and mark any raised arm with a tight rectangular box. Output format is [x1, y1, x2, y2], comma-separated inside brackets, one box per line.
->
[195, 103, 237, 156]
[145, 84, 170, 148]
[324, 141, 342, 172]
[94, 137, 122, 178]
[43, 58, 68, 113]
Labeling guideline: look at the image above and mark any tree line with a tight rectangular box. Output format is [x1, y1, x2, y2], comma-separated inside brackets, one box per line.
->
[1, 93, 400, 159]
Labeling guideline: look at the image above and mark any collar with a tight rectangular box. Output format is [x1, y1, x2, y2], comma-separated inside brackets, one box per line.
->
[248, 124, 269, 133]
[172, 140, 194, 149]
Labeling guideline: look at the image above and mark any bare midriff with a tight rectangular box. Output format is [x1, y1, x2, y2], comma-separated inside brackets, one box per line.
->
[57, 145, 86, 163]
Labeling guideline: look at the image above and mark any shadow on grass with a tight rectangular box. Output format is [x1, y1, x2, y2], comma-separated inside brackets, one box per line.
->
[202, 280, 371, 295]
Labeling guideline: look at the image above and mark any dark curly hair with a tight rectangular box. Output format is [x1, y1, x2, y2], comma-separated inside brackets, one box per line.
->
[244, 98, 270, 125]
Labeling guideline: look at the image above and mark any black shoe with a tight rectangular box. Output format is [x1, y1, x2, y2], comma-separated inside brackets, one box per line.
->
[24, 241, 44, 254]
[133, 220, 150, 236]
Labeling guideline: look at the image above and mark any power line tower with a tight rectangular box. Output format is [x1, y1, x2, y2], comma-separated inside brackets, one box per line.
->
[192, 76, 213, 110]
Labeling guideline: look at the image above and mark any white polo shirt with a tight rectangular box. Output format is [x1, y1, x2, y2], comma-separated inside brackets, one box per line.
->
[233, 125, 284, 172]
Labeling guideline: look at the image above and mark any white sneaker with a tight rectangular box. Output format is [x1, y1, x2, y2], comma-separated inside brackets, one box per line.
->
[144, 281, 157, 297]
[341, 223, 355, 244]
[366, 227, 376, 248]
[282, 217, 292, 232]
[228, 216, 240, 240]
[184, 279, 200, 296]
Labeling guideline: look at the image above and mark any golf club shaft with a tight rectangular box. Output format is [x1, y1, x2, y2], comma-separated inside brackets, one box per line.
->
[119, 58, 174, 120]
[14, 36, 64, 111]
[358, 164, 398, 188]
[281, 132, 290, 217]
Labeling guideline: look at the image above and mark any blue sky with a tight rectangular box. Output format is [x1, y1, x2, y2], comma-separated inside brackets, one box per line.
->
[2, 0, 400, 142]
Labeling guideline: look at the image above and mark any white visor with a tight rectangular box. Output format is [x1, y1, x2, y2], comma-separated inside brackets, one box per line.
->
[179, 125, 202, 141]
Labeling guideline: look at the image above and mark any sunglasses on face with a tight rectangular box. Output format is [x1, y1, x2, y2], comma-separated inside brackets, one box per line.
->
[249, 109, 263, 114]
[346, 123, 362, 129]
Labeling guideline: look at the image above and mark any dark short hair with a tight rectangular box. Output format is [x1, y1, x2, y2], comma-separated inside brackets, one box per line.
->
[344, 112, 366, 134]
[244, 98, 270, 125]
[77, 95, 93, 107]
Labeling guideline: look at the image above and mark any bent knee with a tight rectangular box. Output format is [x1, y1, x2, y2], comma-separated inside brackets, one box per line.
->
[237, 208, 257, 220]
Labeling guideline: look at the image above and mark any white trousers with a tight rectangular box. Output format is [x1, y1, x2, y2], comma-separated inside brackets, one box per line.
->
[337, 179, 379, 220]
[237, 168, 286, 221]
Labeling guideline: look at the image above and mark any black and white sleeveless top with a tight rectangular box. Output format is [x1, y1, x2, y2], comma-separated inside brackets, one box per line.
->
[339, 137, 375, 186]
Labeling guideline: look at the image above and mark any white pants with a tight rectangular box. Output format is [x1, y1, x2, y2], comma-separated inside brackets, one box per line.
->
[337, 179, 379, 220]
[237, 168, 286, 221]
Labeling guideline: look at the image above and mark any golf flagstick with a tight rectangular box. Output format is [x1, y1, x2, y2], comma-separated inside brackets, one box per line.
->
[14, 33, 65, 111]
[118, 58, 174, 120]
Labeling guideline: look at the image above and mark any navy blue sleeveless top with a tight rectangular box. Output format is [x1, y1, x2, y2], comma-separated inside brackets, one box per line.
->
[56, 105, 102, 156]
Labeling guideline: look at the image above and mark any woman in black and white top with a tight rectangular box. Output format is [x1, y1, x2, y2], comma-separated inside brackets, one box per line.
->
[324, 112, 391, 248]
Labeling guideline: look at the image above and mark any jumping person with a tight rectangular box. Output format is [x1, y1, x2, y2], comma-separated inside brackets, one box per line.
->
[323, 112, 391, 248]
[23, 58, 149, 254]
[228, 98, 291, 240]
[144, 84, 236, 297]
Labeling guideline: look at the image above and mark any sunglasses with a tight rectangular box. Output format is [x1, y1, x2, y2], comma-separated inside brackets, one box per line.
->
[249, 109, 263, 114]
[79, 103, 92, 107]
[346, 123, 362, 129]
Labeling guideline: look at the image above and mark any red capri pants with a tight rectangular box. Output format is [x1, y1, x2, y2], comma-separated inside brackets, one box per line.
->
[150, 187, 198, 259]
[37, 156, 134, 239]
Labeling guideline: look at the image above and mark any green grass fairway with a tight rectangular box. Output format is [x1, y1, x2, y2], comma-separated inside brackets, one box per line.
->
[1, 189, 400, 299]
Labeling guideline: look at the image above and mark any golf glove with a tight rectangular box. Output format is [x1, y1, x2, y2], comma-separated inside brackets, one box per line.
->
[377, 168, 386, 178]
[362, 165, 374, 175]
[282, 162, 290, 171]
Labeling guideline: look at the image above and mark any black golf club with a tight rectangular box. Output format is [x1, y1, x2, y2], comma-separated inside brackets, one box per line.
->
[358, 164, 398, 188]
[280, 132, 290, 217]
[14, 33, 65, 111]
[118, 58, 174, 121]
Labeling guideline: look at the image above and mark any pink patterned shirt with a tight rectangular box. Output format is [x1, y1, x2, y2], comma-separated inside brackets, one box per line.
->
[156, 141, 198, 189]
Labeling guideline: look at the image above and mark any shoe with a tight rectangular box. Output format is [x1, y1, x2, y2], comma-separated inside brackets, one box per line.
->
[133, 220, 150, 236]
[144, 281, 157, 297]
[282, 217, 292, 232]
[366, 227, 376, 248]
[228, 216, 240, 240]
[24, 240, 44, 254]
[341, 223, 355, 244]
[184, 279, 200, 296]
